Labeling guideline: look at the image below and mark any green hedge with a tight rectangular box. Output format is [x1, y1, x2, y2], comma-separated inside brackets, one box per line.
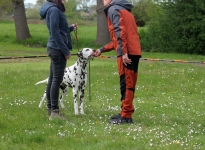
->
[139, 0, 205, 55]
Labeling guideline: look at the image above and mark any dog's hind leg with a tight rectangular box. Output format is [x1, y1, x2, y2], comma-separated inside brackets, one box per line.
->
[72, 88, 79, 115]
[39, 91, 46, 108]
[59, 87, 68, 108]
[36, 78, 48, 108]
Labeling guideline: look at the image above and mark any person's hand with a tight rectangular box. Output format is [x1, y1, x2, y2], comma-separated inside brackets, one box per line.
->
[122, 53, 132, 66]
[94, 49, 101, 57]
[65, 54, 71, 59]
[72, 23, 77, 30]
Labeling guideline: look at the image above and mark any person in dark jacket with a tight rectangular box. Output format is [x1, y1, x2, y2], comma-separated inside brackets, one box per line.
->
[94, 0, 142, 124]
[39, 0, 76, 120]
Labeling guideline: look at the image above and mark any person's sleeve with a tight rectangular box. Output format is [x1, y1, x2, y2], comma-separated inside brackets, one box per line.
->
[69, 25, 74, 32]
[108, 9, 127, 56]
[99, 41, 114, 52]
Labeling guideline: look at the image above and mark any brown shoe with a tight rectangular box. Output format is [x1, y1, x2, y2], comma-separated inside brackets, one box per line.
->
[49, 109, 64, 120]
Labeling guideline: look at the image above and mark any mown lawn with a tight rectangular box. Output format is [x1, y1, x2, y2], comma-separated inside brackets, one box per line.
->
[0, 56, 204, 150]
[0, 20, 205, 62]
[0, 20, 205, 150]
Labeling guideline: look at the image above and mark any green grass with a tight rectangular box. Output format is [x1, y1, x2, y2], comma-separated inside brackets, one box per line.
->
[0, 20, 205, 149]
[0, 56, 205, 149]
[0, 20, 99, 55]
[0, 20, 204, 62]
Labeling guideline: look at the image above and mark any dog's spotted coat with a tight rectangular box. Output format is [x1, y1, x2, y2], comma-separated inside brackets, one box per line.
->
[35, 48, 94, 115]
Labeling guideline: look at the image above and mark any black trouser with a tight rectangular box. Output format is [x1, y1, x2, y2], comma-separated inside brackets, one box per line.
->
[46, 47, 66, 110]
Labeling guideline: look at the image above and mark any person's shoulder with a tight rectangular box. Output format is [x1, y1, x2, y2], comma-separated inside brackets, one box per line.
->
[49, 6, 58, 11]
[49, 6, 60, 15]
[107, 5, 118, 15]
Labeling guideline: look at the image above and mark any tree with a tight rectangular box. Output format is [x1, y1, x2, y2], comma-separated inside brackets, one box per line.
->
[140, 0, 205, 55]
[0, 0, 13, 17]
[76, 0, 90, 13]
[12, 0, 31, 40]
[132, 0, 152, 27]
[64, 0, 78, 18]
[36, 0, 46, 5]
[95, 0, 111, 45]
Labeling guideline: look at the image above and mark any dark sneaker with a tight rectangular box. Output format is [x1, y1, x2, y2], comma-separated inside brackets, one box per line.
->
[110, 113, 121, 119]
[49, 109, 64, 120]
[109, 116, 133, 124]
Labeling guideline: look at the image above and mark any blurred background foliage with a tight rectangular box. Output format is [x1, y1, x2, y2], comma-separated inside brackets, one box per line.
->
[0, 0, 204, 55]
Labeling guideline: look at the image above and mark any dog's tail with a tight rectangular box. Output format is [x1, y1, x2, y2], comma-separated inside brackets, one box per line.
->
[35, 78, 48, 85]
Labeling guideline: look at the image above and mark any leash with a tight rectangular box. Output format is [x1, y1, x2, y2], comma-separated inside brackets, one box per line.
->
[73, 23, 79, 51]
[73, 24, 91, 102]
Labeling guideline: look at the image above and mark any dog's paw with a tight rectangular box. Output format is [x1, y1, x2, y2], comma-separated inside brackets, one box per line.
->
[74, 111, 79, 115]
[80, 112, 86, 115]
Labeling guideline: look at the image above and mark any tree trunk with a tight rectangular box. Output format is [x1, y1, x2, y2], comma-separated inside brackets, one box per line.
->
[95, 0, 111, 45]
[12, 0, 31, 40]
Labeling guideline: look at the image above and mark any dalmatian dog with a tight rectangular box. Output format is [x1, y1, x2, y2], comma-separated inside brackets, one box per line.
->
[35, 48, 94, 115]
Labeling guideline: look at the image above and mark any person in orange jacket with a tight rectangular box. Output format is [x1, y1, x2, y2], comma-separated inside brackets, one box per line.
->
[94, 0, 142, 124]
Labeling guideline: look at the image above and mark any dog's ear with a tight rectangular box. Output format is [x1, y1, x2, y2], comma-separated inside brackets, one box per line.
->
[77, 49, 83, 58]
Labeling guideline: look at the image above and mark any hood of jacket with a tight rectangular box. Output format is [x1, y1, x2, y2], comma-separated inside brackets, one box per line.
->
[39, 2, 55, 19]
[106, 0, 133, 12]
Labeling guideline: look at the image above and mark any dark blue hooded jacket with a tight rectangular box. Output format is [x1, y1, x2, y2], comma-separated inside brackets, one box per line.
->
[39, 2, 74, 57]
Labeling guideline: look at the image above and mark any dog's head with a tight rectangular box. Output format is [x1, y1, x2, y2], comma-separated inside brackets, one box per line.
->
[77, 48, 95, 60]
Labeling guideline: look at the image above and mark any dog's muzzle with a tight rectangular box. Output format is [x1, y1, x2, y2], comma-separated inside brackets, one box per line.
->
[89, 51, 95, 60]
[88, 55, 94, 60]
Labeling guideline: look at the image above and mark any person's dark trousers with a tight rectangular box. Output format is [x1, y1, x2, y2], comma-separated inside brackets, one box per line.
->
[46, 47, 67, 110]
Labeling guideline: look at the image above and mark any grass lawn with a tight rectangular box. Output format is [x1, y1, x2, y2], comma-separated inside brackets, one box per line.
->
[0, 56, 205, 149]
[0, 20, 205, 150]
[0, 20, 205, 62]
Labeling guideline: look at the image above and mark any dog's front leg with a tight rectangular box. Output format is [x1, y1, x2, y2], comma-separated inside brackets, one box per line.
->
[72, 88, 79, 115]
[39, 91, 46, 108]
[79, 86, 85, 115]
[59, 87, 68, 108]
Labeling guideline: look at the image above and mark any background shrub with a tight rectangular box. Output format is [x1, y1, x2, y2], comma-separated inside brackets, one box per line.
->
[139, 0, 205, 55]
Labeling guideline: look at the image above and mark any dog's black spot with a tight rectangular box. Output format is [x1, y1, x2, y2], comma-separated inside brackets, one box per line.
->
[68, 68, 71, 73]
[74, 66, 77, 71]
[77, 50, 83, 58]
[60, 83, 67, 90]
[38, 48, 93, 114]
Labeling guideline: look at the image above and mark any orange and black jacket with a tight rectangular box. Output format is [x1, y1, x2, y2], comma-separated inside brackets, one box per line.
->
[99, 0, 141, 57]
